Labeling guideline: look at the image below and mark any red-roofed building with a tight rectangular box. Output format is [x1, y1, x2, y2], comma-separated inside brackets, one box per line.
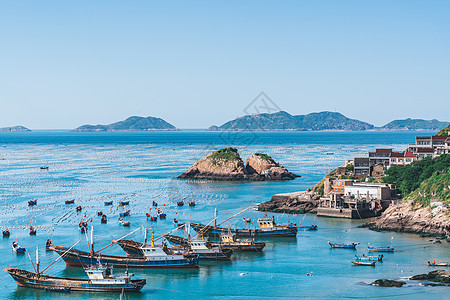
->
[369, 149, 392, 166]
[416, 147, 435, 159]
[408, 135, 449, 159]
[390, 151, 417, 166]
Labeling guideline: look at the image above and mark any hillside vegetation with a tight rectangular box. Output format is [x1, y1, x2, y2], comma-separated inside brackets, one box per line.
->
[437, 125, 450, 136]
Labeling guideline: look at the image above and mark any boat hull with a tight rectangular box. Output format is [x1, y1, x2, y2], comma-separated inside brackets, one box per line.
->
[189, 223, 297, 238]
[4, 268, 145, 292]
[368, 246, 394, 252]
[50, 246, 198, 268]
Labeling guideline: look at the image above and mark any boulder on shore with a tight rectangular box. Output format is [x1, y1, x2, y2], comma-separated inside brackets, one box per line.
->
[178, 148, 299, 181]
[373, 279, 406, 287]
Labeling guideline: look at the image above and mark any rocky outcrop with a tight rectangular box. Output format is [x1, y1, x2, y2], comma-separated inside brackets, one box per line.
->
[258, 191, 318, 213]
[364, 201, 450, 237]
[73, 116, 178, 131]
[178, 148, 299, 181]
[410, 270, 450, 285]
[373, 279, 406, 287]
[0, 125, 31, 132]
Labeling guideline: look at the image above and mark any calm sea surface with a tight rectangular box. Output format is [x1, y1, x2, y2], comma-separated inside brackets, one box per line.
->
[0, 130, 448, 299]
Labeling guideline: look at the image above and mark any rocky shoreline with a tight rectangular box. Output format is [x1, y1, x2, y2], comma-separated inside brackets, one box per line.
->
[363, 201, 450, 238]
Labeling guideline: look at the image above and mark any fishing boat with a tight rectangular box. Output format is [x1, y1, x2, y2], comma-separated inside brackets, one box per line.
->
[97, 211, 103, 216]
[65, 199, 75, 205]
[45, 239, 53, 251]
[12, 241, 26, 254]
[189, 201, 195, 207]
[329, 242, 357, 249]
[29, 225, 37, 235]
[428, 261, 449, 267]
[104, 201, 113, 206]
[355, 254, 383, 261]
[119, 210, 130, 217]
[51, 229, 198, 268]
[118, 218, 130, 227]
[188, 215, 298, 238]
[351, 260, 376, 266]
[173, 218, 179, 224]
[368, 246, 394, 252]
[152, 201, 158, 207]
[177, 201, 184, 207]
[3, 229, 10, 237]
[4, 264, 146, 292]
[79, 221, 88, 233]
[101, 215, 107, 224]
[40, 166, 49, 170]
[149, 216, 157, 222]
[298, 224, 318, 231]
[76, 206, 82, 212]
[159, 213, 167, 219]
[28, 200, 37, 206]
[119, 201, 130, 206]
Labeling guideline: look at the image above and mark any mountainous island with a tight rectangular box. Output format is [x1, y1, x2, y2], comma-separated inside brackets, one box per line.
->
[381, 118, 449, 131]
[178, 148, 299, 181]
[0, 125, 31, 132]
[73, 116, 178, 132]
[208, 111, 374, 131]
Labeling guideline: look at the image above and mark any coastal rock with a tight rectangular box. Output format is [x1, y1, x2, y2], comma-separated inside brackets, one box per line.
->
[178, 148, 299, 181]
[258, 191, 318, 213]
[373, 279, 406, 287]
[410, 270, 450, 284]
[365, 201, 450, 237]
[0, 125, 31, 132]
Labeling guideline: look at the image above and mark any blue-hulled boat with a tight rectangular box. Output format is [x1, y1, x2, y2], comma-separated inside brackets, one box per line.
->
[12, 242, 26, 254]
[119, 201, 129, 206]
[119, 210, 130, 217]
[104, 201, 113, 206]
[329, 242, 357, 249]
[298, 224, 318, 231]
[368, 246, 394, 252]
[355, 254, 383, 261]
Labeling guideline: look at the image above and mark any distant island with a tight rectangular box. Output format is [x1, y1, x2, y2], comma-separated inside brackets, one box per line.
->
[178, 148, 299, 181]
[0, 125, 31, 132]
[208, 111, 449, 131]
[73, 116, 178, 132]
[208, 111, 374, 131]
[381, 118, 449, 131]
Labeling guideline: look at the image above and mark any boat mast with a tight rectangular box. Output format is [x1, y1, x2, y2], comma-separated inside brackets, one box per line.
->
[214, 208, 217, 227]
[36, 246, 39, 275]
[90, 226, 94, 256]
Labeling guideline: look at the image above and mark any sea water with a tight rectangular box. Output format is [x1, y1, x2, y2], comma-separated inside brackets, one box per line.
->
[0, 130, 448, 299]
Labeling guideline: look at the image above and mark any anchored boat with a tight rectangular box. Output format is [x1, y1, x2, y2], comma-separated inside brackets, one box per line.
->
[351, 260, 376, 266]
[329, 242, 357, 249]
[428, 261, 449, 267]
[355, 254, 383, 261]
[12, 241, 26, 254]
[367, 246, 394, 252]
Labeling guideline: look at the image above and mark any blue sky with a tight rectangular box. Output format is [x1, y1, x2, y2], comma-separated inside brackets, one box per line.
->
[1, 1, 449, 129]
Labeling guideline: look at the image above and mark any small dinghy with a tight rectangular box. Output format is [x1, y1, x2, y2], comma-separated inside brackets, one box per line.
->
[329, 242, 357, 249]
[355, 254, 383, 261]
[28, 200, 37, 206]
[428, 261, 449, 267]
[65, 199, 75, 205]
[12, 241, 26, 254]
[40, 166, 49, 170]
[173, 218, 179, 224]
[79, 221, 88, 233]
[97, 211, 103, 216]
[119, 201, 130, 206]
[351, 260, 376, 266]
[368, 246, 394, 252]
[188, 201, 195, 207]
[29, 225, 37, 235]
[159, 213, 167, 219]
[101, 215, 107, 224]
[119, 210, 130, 217]
[104, 201, 113, 206]
[118, 218, 131, 227]
[76, 206, 82, 212]
[177, 201, 184, 207]
[298, 224, 318, 231]
[149, 216, 157, 222]
[152, 201, 158, 207]
[45, 239, 53, 251]
[3, 229, 10, 237]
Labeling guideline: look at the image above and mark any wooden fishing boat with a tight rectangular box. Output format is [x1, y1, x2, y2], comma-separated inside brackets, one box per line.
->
[298, 224, 318, 231]
[12, 242, 26, 254]
[177, 201, 184, 207]
[428, 261, 449, 267]
[329, 242, 357, 249]
[164, 234, 265, 252]
[79, 221, 88, 233]
[101, 215, 107, 224]
[3, 229, 10, 237]
[188, 216, 298, 238]
[65, 199, 75, 205]
[4, 265, 146, 292]
[28, 200, 37, 206]
[355, 254, 383, 261]
[104, 201, 113, 206]
[351, 260, 376, 266]
[119, 201, 130, 206]
[45, 239, 53, 251]
[119, 210, 130, 217]
[368, 246, 394, 252]
[118, 218, 130, 227]
[29, 225, 37, 235]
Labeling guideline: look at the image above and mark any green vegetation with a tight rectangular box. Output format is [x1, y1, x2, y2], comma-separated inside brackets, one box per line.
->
[74, 116, 177, 131]
[381, 118, 449, 131]
[210, 148, 241, 164]
[345, 164, 354, 172]
[436, 125, 450, 136]
[254, 153, 275, 163]
[383, 154, 450, 204]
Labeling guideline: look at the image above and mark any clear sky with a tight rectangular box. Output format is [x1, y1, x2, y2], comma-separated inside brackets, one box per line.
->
[1, 1, 449, 129]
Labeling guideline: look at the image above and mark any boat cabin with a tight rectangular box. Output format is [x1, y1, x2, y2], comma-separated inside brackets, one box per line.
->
[257, 216, 276, 229]
[85, 265, 132, 284]
[189, 239, 209, 250]
[220, 234, 236, 243]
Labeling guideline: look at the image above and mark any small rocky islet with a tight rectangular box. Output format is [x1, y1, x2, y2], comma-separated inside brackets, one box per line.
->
[178, 148, 300, 181]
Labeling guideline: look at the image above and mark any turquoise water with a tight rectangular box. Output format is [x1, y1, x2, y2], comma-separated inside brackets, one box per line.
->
[0, 130, 448, 299]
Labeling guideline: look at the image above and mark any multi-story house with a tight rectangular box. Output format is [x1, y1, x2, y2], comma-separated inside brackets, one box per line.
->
[390, 151, 417, 166]
[368, 149, 392, 166]
[354, 157, 370, 175]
